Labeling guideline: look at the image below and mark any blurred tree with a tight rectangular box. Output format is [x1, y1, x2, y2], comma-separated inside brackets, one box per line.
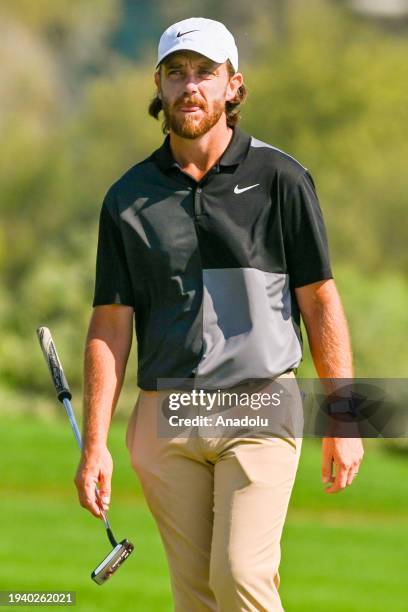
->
[111, 0, 163, 59]
[243, 0, 408, 274]
[0, 0, 407, 407]
[1, 0, 121, 110]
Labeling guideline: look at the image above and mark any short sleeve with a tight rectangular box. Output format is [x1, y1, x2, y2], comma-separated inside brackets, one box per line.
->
[92, 191, 135, 308]
[283, 170, 333, 288]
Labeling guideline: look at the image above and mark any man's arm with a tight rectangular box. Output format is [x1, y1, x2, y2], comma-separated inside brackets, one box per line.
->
[74, 304, 134, 517]
[295, 279, 364, 494]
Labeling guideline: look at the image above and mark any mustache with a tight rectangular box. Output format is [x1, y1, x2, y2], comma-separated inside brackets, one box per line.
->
[173, 96, 207, 110]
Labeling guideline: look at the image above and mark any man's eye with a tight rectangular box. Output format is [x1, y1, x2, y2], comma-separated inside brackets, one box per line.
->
[168, 69, 183, 76]
[199, 69, 214, 76]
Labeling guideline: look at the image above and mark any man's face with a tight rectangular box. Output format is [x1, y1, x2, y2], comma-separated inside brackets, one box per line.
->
[155, 51, 240, 139]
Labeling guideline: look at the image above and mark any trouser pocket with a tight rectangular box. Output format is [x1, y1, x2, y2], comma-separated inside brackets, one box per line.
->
[125, 395, 140, 452]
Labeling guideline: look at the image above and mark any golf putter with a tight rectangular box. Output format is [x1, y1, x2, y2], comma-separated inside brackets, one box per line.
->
[37, 326, 134, 584]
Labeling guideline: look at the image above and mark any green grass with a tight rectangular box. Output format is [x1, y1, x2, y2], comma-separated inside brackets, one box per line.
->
[0, 415, 171, 612]
[1, 415, 407, 611]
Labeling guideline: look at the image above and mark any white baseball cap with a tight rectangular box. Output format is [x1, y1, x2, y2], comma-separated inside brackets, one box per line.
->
[157, 17, 239, 72]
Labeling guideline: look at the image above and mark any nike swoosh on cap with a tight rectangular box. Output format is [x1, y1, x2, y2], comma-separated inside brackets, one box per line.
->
[177, 29, 200, 38]
[234, 184, 260, 194]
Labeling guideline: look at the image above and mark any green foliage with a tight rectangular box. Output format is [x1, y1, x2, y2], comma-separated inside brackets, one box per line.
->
[0, 0, 407, 404]
[298, 266, 408, 377]
[243, 0, 408, 274]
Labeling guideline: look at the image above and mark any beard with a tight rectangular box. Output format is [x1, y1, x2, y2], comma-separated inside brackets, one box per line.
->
[161, 93, 226, 139]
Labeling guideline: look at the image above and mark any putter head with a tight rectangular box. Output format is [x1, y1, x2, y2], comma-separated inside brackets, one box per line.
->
[91, 539, 134, 585]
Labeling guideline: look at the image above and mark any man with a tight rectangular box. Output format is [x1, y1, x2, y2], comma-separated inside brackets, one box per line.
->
[75, 17, 364, 611]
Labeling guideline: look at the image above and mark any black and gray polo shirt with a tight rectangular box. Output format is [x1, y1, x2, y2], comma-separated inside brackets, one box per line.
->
[92, 127, 333, 390]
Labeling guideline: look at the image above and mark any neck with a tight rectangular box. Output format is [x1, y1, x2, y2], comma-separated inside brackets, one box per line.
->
[169, 116, 233, 182]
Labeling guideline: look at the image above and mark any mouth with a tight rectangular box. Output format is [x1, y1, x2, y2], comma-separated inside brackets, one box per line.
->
[179, 106, 202, 113]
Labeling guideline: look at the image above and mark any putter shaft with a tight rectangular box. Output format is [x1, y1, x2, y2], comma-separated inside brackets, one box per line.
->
[62, 397, 116, 544]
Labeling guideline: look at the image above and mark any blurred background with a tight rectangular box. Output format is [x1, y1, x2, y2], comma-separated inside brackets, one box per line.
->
[0, 1, 407, 610]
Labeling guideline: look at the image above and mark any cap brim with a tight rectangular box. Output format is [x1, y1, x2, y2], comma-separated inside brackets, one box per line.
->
[156, 42, 229, 68]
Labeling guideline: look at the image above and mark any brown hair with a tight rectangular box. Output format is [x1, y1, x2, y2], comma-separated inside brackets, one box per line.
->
[148, 60, 248, 134]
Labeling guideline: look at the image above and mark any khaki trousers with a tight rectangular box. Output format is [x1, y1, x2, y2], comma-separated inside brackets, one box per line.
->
[126, 373, 303, 612]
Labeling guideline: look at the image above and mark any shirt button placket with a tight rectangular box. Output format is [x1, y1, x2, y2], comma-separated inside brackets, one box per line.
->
[194, 186, 203, 217]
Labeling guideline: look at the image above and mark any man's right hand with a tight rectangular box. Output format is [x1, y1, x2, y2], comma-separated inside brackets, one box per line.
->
[74, 446, 113, 518]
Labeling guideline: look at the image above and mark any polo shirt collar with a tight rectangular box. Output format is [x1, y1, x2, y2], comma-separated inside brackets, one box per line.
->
[153, 126, 251, 173]
[219, 127, 251, 166]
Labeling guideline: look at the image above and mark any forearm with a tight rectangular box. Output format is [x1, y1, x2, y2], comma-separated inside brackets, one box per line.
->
[299, 281, 361, 442]
[82, 306, 133, 454]
[301, 283, 353, 380]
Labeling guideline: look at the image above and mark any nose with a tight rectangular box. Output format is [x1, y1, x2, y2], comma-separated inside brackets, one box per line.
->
[182, 70, 199, 96]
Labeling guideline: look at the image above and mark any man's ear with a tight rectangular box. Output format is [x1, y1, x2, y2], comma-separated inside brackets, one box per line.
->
[226, 72, 244, 102]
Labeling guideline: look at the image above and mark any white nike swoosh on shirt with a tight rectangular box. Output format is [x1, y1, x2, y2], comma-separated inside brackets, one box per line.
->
[234, 183, 260, 194]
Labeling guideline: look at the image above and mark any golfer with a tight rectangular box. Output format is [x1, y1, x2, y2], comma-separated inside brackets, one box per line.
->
[75, 17, 364, 611]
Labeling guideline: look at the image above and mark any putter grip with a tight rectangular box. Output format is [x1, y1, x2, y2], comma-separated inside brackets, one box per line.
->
[37, 326, 72, 402]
